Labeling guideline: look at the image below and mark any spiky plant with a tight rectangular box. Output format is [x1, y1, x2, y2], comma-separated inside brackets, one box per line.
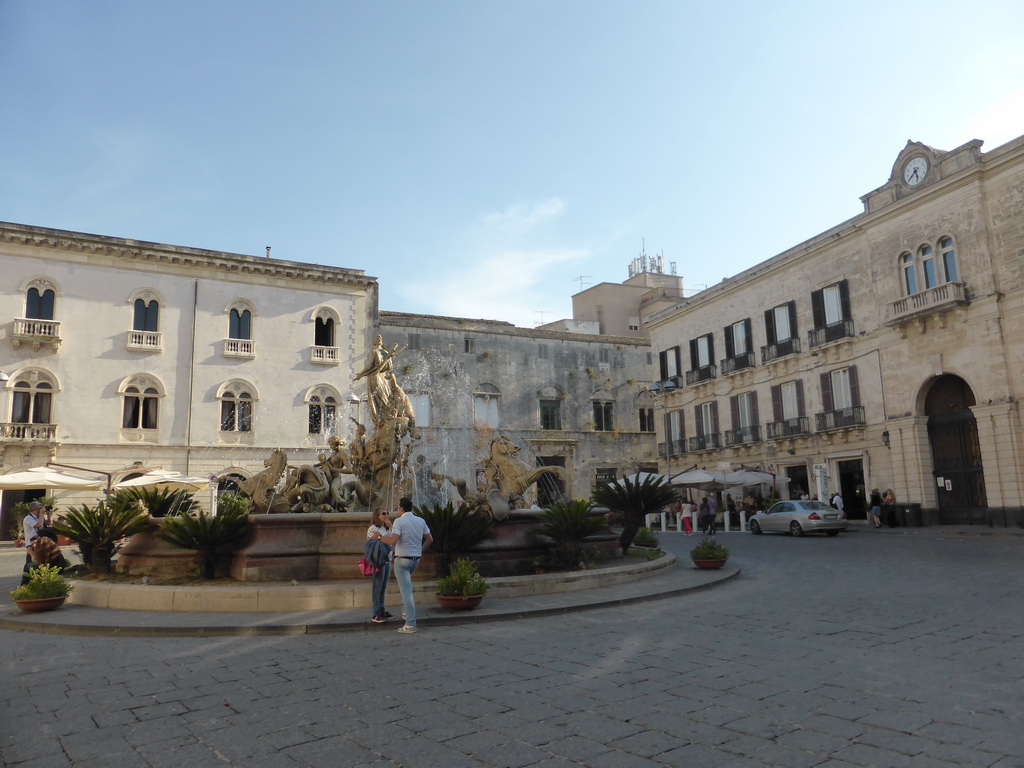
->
[537, 498, 609, 569]
[591, 474, 678, 554]
[413, 501, 495, 577]
[51, 498, 151, 573]
[108, 486, 200, 518]
[156, 492, 251, 579]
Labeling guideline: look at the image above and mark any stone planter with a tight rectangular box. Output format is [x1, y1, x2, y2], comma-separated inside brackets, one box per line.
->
[691, 558, 727, 570]
[13, 595, 68, 613]
[435, 594, 484, 611]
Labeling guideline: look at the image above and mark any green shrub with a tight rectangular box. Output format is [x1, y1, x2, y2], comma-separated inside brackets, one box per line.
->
[414, 501, 495, 576]
[436, 557, 489, 597]
[10, 564, 72, 601]
[537, 498, 609, 569]
[632, 526, 659, 548]
[156, 492, 251, 579]
[591, 475, 678, 554]
[690, 536, 729, 560]
[51, 499, 151, 573]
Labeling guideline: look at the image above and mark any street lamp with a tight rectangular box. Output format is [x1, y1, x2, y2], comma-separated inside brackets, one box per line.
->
[0, 370, 9, 383]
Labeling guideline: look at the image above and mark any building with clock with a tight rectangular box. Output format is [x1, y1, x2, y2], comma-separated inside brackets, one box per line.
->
[645, 133, 1024, 526]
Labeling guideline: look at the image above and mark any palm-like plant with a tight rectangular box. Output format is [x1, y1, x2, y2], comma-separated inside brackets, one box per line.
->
[108, 487, 200, 518]
[51, 498, 152, 573]
[414, 501, 495, 576]
[591, 474, 678, 554]
[537, 498, 609, 569]
[156, 492, 251, 579]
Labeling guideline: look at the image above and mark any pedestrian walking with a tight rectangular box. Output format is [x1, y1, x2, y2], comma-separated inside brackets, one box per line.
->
[869, 488, 883, 528]
[380, 497, 432, 634]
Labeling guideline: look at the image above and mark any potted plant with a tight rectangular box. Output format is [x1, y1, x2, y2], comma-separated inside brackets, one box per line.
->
[690, 536, 729, 569]
[10, 564, 73, 613]
[435, 556, 489, 610]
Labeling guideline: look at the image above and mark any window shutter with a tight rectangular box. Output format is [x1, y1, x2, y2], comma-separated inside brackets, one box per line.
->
[724, 326, 734, 359]
[820, 372, 834, 412]
[764, 309, 776, 345]
[838, 279, 851, 321]
[750, 391, 759, 426]
[708, 335, 715, 365]
[771, 384, 782, 421]
[796, 379, 805, 417]
[689, 338, 698, 370]
[848, 365, 860, 407]
[788, 301, 798, 337]
[811, 289, 825, 330]
[694, 405, 704, 436]
[730, 395, 740, 429]
[659, 350, 668, 381]
[710, 401, 719, 432]
[673, 347, 681, 379]
[742, 319, 752, 354]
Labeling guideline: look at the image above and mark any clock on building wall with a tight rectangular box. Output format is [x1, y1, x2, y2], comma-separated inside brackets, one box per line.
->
[903, 156, 929, 187]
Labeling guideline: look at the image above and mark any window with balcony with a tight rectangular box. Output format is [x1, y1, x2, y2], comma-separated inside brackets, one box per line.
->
[892, 237, 966, 321]
[14, 279, 61, 351]
[474, 383, 500, 428]
[126, 290, 162, 351]
[218, 381, 255, 432]
[722, 319, 754, 374]
[592, 401, 613, 432]
[306, 386, 339, 435]
[658, 346, 681, 386]
[686, 334, 716, 385]
[120, 375, 162, 434]
[762, 301, 800, 362]
[310, 307, 339, 365]
[727, 391, 760, 445]
[816, 366, 865, 431]
[4, 370, 57, 441]
[767, 379, 808, 439]
[809, 279, 853, 347]
[689, 401, 720, 451]
[225, 300, 256, 358]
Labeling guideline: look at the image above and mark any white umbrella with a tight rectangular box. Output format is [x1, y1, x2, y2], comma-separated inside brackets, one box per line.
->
[671, 469, 729, 489]
[0, 466, 104, 491]
[112, 470, 212, 492]
[723, 470, 776, 486]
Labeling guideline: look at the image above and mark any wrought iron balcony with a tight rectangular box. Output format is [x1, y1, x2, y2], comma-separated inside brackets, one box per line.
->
[808, 319, 855, 348]
[724, 426, 761, 446]
[1, 422, 57, 441]
[685, 365, 717, 386]
[761, 336, 801, 364]
[688, 433, 722, 452]
[126, 330, 162, 351]
[12, 318, 61, 352]
[658, 439, 687, 457]
[310, 345, 340, 365]
[766, 417, 811, 440]
[720, 351, 755, 376]
[223, 339, 256, 359]
[815, 406, 866, 432]
[889, 281, 967, 322]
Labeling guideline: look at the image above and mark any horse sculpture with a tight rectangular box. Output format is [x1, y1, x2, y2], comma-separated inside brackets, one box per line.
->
[478, 434, 561, 519]
[228, 448, 289, 514]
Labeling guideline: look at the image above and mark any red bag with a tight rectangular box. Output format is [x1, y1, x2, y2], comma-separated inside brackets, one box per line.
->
[357, 557, 377, 577]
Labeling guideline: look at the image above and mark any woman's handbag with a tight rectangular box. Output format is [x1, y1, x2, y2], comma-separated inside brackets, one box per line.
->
[357, 557, 377, 577]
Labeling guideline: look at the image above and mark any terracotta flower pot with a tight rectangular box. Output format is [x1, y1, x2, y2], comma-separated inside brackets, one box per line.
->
[691, 558, 727, 570]
[435, 594, 484, 611]
[14, 595, 68, 613]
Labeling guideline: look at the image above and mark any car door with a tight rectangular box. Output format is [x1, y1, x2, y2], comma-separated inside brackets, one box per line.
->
[763, 502, 792, 532]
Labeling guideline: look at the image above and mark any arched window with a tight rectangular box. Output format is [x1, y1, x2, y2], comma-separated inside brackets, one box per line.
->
[939, 236, 958, 283]
[901, 252, 917, 296]
[224, 300, 256, 358]
[473, 384, 501, 428]
[119, 375, 163, 430]
[306, 386, 340, 435]
[229, 307, 252, 340]
[218, 381, 256, 432]
[920, 245, 937, 290]
[900, 239, 960, 297]
[133, 298, 159, 332]
[26, 286, 55, 320]
[10, 371, 56, 425]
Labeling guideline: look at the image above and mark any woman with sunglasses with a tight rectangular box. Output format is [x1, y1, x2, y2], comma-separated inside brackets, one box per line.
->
[367, 508, 395, 623]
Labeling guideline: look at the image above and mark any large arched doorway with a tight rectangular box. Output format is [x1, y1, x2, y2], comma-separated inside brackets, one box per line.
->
[925, 375, 986, 522]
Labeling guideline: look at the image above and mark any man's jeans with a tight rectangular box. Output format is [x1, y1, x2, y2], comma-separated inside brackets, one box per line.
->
[370, 562, 392, 617]
[394, 556, 420, 627]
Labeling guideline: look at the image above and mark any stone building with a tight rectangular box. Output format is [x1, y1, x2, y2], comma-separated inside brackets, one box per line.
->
[646, 134, 1024, 526]
[379, 312, 658, 504]
[0, 222, 376, 533]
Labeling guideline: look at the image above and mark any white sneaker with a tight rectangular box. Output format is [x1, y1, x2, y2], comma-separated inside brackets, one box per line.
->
[397, 625, 417, 634]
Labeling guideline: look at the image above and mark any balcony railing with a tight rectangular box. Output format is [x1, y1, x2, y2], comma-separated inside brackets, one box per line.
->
[658, 439, 687, 457]
[223, 339, 256, 358]
[685, 365, 717, 386]
[720, 351, 754, 375]
[1, 422, 57, 441]
[761, 336, 801, 364]
[126, 330, 162, 351]
[808, 319, 855, 348]
[310, 345, 340, 365]
[724, 425, 761, 446]
[688, 433, 722, 452]
[12, 318, 61, 351]
[815, 406, 866, 432]
[766, 417, 811, 440]
[889, 281, 967, 322]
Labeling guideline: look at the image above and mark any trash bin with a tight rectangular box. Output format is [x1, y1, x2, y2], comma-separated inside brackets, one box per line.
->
[901, 504, 923, 527]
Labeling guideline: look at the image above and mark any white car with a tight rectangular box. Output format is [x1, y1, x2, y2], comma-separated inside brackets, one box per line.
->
[749, 500, 848, 537]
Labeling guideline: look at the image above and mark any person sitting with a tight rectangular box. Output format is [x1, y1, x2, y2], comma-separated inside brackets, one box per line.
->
[21, 537, 69, 586]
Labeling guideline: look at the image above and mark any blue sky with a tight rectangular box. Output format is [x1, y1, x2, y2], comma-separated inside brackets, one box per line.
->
[2, 1, 1023, 328]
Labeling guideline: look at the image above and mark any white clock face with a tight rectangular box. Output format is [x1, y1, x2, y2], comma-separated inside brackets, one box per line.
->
[904, 157, 928, 186]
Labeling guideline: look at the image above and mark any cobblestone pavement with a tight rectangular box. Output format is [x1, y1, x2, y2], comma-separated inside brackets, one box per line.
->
[2, 530, 1023, 767]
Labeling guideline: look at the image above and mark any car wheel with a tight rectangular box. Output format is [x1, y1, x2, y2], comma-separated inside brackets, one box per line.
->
[826, 530, 840, 537]
[790, 521, 804, 537]
[749, 520, 762, 535]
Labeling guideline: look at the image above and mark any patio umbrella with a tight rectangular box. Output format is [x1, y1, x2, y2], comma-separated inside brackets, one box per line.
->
[723, 470, 776, 486]
[112, 470, 212, 492]
[0, 466, 104, 491]
[670, 469, 729, 490]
